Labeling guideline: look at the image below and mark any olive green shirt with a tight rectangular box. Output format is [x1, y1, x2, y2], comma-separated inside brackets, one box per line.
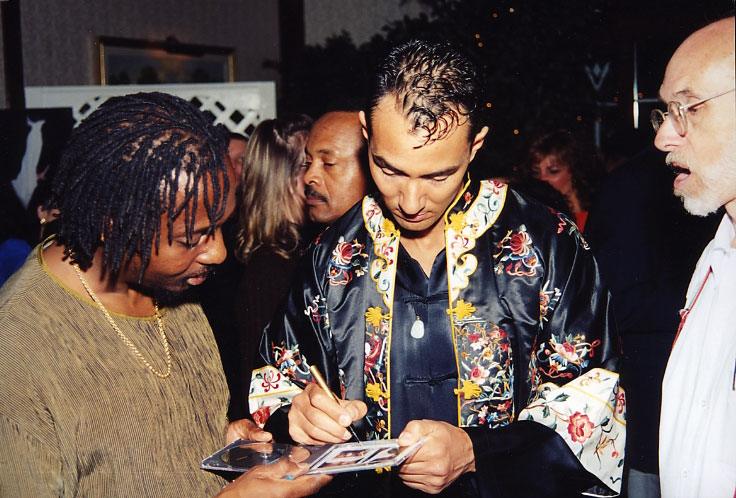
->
[0, 246, 229, 497]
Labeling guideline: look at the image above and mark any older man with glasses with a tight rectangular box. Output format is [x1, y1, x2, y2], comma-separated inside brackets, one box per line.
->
[651, 16, 735, 498]
[651, 88, 735, 137]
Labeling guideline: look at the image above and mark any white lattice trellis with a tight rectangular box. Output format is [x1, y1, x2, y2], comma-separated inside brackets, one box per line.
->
[24, 82, 276, 136]
[12, 82, 274, 207]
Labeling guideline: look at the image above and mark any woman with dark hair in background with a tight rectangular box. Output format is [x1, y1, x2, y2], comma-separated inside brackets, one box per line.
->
[522, 129, 604, 230]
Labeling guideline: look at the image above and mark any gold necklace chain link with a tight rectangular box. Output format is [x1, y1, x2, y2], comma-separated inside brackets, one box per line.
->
[72, 263, 172, 379]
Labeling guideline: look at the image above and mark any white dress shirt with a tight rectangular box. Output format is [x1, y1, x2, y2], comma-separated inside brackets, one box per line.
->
[660, 214, 736, 497]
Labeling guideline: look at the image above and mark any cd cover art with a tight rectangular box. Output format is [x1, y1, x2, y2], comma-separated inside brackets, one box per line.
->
[201, 438, 425, 475]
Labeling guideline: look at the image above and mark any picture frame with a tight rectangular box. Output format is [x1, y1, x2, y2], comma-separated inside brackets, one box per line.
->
[97, 36, 235, 85]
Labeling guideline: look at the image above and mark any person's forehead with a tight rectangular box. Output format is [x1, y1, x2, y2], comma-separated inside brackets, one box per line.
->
[537, 155, 565, 168]
[370, 98, 471, 154]
[369, 104, 475, 181]
[307, 112, 361, 155]
[661, 56, 707, 100]
[661, 27, 735, 100]
[228, 139, 246, 152]
[168, 162, 234, 233]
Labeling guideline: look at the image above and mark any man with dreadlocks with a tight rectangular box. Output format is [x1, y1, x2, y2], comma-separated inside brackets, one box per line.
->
[0, 92, 329, 497]
[249, 41, 625, 497]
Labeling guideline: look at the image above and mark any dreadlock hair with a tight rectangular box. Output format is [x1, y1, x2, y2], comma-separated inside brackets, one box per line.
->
[45, 91, 230, 280]
[234, 114, 312, 264]
[366, 39, 486, 145]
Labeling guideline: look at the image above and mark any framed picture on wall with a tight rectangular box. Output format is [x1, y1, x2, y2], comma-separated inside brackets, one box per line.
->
[97, 36, 235, 85]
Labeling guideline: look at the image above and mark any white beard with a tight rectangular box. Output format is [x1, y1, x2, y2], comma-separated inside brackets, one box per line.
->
[671, 140, 736, 216]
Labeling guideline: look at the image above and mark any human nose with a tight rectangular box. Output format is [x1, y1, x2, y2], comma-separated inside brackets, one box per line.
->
[199, 229, 228, 265]
[398, 180, 425, 215]
[304, 162, 320, 186]
[537, 171, 551, 182]
[654, 114, 685, 152]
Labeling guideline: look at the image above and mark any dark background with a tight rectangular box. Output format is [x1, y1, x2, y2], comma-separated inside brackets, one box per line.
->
[275, 0, 735, 176]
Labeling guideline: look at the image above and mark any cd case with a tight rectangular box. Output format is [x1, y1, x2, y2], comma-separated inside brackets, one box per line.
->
[201, 438, 425, 475]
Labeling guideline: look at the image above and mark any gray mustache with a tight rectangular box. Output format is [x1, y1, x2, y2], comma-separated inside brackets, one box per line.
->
[305, 185, 327, 202]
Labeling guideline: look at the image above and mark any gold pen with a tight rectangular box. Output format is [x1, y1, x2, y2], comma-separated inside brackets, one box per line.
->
[309, 365, 363, 446]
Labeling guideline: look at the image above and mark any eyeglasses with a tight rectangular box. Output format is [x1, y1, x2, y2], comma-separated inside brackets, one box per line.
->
[650, 88, 735, 136]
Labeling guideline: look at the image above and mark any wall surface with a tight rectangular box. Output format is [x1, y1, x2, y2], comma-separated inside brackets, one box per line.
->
[304, 0, 426, 46]
[2, 0, 429, 109]
[1, 0, 280, 107]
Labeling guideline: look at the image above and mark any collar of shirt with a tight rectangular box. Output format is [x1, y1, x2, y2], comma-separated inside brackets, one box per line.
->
[688, 213, 736, 293]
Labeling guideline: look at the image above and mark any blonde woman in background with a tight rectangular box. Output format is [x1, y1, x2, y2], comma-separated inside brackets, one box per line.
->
[235, 115, 313, 263]
[233, 114, 313, 409]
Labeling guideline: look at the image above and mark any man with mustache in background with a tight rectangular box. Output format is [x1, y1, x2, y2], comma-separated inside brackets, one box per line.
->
[303, 110, 372, 225]
[652, 16, 736, 498]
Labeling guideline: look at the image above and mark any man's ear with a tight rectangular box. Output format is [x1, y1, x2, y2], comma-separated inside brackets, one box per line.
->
[358, 111, 370, 140]
[468, 126, 489, 163]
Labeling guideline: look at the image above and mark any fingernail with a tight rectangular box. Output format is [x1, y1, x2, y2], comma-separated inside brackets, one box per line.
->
[284, 475, 295, 480]
[339, 414, 350, 426]
[343, 430, 351, 440]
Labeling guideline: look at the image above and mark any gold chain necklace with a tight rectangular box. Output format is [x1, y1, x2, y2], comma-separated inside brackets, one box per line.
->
[72, 263, 172, 379]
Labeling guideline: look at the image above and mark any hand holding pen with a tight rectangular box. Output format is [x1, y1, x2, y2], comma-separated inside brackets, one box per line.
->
[308, 365, 363, 445]
[285, 365, 368, 446]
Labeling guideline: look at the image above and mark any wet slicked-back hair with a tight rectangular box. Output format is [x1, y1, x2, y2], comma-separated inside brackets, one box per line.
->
[46, 91, 229, 278]
[366, 39, 485, 144]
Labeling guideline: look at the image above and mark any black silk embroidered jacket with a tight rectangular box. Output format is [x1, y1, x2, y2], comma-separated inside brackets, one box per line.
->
[249, 180, 625, 496]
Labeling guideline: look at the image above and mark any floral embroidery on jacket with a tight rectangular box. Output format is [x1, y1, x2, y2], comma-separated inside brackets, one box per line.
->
[448, 300, 476, 320]
[531, 333, 601, 389]
[443, 182, 513, 428]
[447, 211, 467, 233]
[362, 196, 399, 440]
[304, 294, 328, 323]
[304, 294, 332, 339]
[462, 191, 473, 209]
[453, 306, 514, 428]
[539, 280, 562, 326]
[250, 182, 623, 494]
[494, 225, 542, 277]
[338, 368, 348, 399]
[446, 181, 505, 301]
[328, 237, 368, 286]
[363, 309, 390, 440]
[248, 365, 305, 428]
[252, 404, 271, 427]
[550, 207, 590, 250]
[363, 197, 399, 308]
[520, 369, 626, 491]
[551, 207, 568, 234]
[270, 340, 310, 383]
